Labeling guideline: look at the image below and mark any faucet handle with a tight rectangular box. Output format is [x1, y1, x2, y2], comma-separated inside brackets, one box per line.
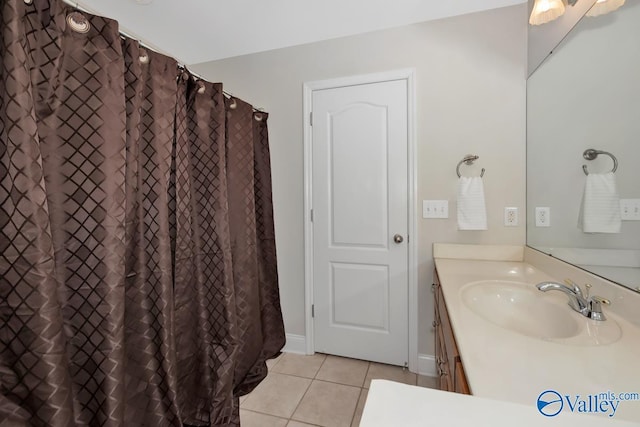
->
[589, 296, 611, 321]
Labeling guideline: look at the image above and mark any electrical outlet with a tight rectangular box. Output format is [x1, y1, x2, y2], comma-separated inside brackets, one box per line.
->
[423, 200, 448, 219]
[504, 207, 518, 226]
[535, 207, 550, 227]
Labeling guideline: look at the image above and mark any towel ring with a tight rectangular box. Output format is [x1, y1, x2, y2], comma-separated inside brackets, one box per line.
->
[456, 155, 485, 178]
[582, 149, 618, 175]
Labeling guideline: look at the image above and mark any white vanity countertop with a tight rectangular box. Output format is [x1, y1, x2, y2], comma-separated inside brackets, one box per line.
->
[435, 256, 640, 423]
[360, 380, 640, 427]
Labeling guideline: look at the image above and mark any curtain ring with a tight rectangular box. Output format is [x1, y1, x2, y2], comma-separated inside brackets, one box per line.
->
[254, 113, 263, 122]
[66, 12, 91, 34]
[197, 81, 206, 94]
[24, 0, 34, 5]
[229, 98, 237, 110]
[139, 49, 149, 64]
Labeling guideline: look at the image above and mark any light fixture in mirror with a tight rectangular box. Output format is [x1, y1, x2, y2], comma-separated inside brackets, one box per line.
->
[586, 0, 625, 16]
[527, 0, 597, 75]
[529, 0, 625, 25]
[529, 0, 566, 25]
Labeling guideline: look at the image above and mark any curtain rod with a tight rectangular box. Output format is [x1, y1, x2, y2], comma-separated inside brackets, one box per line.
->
[58, 0, 266, 114]
[175, 65, 265, 113]
[60, 0, 174, 62]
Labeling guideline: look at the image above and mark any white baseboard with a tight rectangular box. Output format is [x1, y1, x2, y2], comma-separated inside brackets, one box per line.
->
[282, 335, 436, 377]
[283, 334, 307, 354]
[418, 354, 437, 377]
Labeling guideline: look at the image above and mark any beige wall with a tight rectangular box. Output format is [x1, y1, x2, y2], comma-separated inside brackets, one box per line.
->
[192, 4, 527, 357]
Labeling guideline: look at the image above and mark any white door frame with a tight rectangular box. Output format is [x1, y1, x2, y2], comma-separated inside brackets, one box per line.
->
[303, 69, 418, 372]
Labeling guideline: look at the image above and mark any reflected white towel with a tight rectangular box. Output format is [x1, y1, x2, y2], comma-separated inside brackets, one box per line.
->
[580, 172, 621, 233]
[457, 176, 487, 230]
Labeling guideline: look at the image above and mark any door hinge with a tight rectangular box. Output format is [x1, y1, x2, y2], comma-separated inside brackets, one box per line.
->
[309, 111, 313, 126]
[310, 209, 314, 222]
[311, 304, 315, 318]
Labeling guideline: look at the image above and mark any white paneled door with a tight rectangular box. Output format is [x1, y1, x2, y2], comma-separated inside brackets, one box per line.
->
[311, 79, 409, 366]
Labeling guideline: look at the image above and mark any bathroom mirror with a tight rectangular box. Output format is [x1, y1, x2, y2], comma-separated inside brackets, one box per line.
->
[527, 0, 640, 292]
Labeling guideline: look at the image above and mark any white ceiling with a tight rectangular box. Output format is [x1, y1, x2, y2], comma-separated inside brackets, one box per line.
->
[72, 0, 526, 65]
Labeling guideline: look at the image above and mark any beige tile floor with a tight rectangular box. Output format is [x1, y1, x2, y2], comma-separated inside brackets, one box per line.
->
[240, 353, 439, 427]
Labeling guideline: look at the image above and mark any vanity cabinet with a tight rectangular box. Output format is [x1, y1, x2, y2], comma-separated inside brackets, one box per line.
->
[433, 269, 471, 394]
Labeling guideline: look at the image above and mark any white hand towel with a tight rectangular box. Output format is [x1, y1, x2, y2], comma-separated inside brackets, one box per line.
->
[580, 172, 621, 233]
[457, 176, 488, 230]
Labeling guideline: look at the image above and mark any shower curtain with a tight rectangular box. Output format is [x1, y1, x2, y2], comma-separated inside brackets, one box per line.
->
[0, 0, 285, 425]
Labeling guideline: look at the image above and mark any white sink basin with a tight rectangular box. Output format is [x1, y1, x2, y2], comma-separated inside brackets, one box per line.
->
[460, 280, 581, 340]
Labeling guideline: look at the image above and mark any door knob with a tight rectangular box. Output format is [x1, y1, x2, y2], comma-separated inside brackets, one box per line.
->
[393, 234, 403, 244]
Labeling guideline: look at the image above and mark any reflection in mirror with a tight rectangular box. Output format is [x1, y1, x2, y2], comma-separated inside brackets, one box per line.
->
[527, 0, 597, 75]
[527, 0, 640, 293]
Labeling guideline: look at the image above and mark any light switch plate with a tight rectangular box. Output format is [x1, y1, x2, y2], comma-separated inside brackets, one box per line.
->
[620, 199, 640, 221]
[423, 200, 448, 219]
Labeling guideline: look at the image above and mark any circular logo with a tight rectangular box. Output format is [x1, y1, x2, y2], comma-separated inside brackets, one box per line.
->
[537, 390, 563, 417]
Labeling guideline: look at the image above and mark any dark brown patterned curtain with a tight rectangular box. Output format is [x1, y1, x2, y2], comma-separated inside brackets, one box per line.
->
[0, 1, 285, 426]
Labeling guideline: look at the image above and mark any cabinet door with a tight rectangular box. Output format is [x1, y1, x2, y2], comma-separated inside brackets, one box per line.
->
[434, 279, 453, 391]
[437, 285, 457, 374]
[434, 267, 470, 394]
[454, 358, 471, 395]
[435, 317, 452, 391]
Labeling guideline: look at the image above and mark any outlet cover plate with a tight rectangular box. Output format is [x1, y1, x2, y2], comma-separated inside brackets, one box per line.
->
[535, 207, 550, 227]
[504, 207, 518, 226]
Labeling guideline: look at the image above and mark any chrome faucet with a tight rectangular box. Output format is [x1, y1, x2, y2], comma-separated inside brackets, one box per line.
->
[536, 280, 610, 321]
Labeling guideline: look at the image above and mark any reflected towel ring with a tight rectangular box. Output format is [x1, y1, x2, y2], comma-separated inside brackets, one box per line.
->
[456, 154, 485, 178]
[582, 149, 618, 175]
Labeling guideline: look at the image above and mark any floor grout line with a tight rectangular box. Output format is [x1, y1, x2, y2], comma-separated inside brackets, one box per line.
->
[313, 353, 328, 380]
[239, 408, 289, 423]
[288, 371, 315, 424]
[347, 386, 363, 427]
